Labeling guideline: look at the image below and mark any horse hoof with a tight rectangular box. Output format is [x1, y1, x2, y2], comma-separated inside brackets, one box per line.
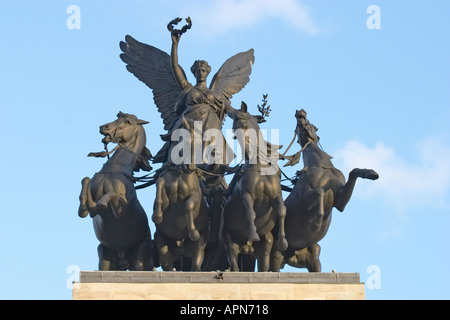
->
[277, 238, 288, 252]
[366, 169, 379, 180]
[78, 205, 89, 218]
[189, 230, 200, 242]
[353, 168, 379, 180]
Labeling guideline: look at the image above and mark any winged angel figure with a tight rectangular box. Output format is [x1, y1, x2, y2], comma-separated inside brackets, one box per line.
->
[120, 17, 255, 166]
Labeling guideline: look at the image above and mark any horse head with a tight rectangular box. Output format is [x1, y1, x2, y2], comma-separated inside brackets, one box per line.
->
[230, 102, 280, 164]
[231, 101, 266, 129]
[100, 111, 149, 146]
[99, 112, 152, 172]
[295, 109, 319, 148]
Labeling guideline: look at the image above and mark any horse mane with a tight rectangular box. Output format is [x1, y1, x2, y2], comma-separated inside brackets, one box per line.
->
[133, 125, 153, 172]
[133, 146, 153, 172]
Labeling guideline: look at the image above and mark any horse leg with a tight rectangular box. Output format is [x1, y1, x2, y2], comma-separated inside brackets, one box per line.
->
[185, 193, 201, 242]
[208, 193, 225, 242]
[223, 232, 240, 271]
[311, 187, 325, 232]
[190, 234, 207, 271]
[152, 177, 166, 224]
[335, 168, 379, 212]
[306, 244, 322, 272]
[242, 192, 260, 242]
[154, 231, 174, 271]
[129, 237, 154, 271]
[79, 177, 108, 218]
[89, 177, 126, 219]
[254, 232, 273, 272]
[78, 177, 91, 218]
[109, 179, 127, 217]
[272, 195, 288, 251]
[96, 191, 122, 218]
[300, 184, 326, 232]
[270, 249, 285, 272]
[97, 244, 120, 271]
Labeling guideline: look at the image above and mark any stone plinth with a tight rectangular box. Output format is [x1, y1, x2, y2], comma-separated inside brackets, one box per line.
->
[73, 271, 365, 300]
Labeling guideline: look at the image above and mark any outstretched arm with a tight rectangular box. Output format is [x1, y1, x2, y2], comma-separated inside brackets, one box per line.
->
[170, 34, 188, 89]
[224, 100, 237, 118]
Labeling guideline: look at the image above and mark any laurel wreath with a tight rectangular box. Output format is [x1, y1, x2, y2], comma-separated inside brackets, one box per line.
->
[167, 17, 192, 37]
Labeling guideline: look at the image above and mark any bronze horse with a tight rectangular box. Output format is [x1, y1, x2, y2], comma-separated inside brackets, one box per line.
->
[78, 112, 154, 271]
[271, 109, 379, 272]
[152, 117, 209, 271]
[222, 102, 288, 272]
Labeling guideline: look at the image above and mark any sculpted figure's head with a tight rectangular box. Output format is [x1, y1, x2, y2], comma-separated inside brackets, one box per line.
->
[191, 60, 211, 83]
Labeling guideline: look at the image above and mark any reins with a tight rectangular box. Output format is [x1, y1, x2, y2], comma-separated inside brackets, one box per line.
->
[280, 131, 297, 159]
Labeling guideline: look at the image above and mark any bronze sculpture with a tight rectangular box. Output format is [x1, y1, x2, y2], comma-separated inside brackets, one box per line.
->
[77, 17, 380, 273]
[270, 110, 379, 272]
[78, 112, 154, 271]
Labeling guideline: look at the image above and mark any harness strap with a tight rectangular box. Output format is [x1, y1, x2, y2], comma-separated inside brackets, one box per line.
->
[280, 131, 297, 159]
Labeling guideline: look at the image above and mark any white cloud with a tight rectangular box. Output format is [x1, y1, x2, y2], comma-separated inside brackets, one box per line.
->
[181, 0, 320, 36]
[332, 138, 450, 212]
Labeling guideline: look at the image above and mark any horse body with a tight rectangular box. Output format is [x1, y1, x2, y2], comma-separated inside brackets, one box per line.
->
[283, 143, 342, 249]
[222, 103, 288, 272]
[154, 166, 210, 239]
[224, 166, 280, 239]
[90, 172, 148, 247]
[152, 117, 209, 271]
[78, 112, 154, 271]
[271, 110, 378, 272]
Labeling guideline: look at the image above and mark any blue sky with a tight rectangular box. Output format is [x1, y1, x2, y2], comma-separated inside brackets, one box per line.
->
[0, 0, 449, 300]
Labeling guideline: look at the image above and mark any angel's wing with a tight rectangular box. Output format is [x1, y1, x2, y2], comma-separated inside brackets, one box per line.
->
[210, 49, 255, 102]
[119, 35, 185, 131]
